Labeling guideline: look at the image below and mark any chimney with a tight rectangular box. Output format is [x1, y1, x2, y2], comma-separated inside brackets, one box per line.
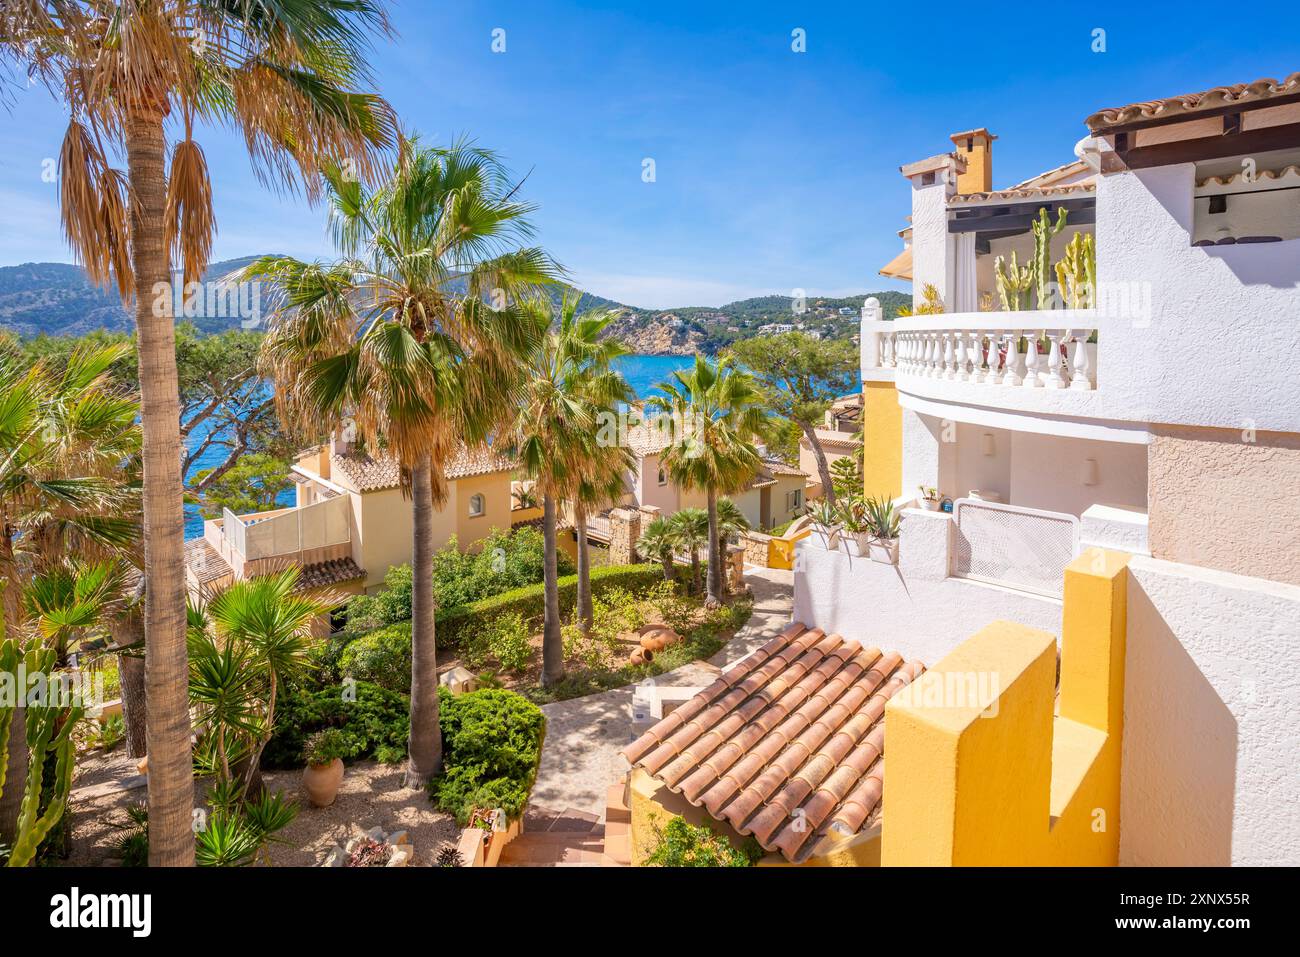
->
[950, 128, 996, 194]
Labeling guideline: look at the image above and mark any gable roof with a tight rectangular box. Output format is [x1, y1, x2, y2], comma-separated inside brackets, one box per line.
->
[621, 623, 923, 863]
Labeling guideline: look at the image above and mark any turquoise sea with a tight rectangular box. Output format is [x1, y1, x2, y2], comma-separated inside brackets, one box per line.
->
[182, 354, 700, 540]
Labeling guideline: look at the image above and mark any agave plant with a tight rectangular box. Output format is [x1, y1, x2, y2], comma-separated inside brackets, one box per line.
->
[863, 496, 902, 541]
[804, 498, 842, 549]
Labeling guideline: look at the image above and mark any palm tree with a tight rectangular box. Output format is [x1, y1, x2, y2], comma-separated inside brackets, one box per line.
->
[253, 141, 555, 783]
[0, 343, 139, 849]
[573, 443, 635, 637]
[647, 356, 767, 607]
[3, 1, 398, 866]
[509, 296, 632, 685]
[636, 516, 678, 584]
[667, 508, 710, 595]
[713, 497, 751, 594]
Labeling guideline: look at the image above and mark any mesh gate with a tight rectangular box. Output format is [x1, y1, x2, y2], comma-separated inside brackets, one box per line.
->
[951, 499, 1079, 598]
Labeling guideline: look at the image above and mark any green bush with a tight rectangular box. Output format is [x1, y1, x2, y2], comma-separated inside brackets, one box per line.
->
[436, 563, 667, 648]
[430, 687, 545, 826]
[644, 816, 761, 867]
[485, 612, 531, 673]
[338, 621, 412, 692]
[344, 527, 574, 637]
[264, 680, 409, 769]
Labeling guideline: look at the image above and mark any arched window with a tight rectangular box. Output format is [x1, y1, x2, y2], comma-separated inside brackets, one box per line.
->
[657, 467, 668, 486]
[468, 493, 485, 517]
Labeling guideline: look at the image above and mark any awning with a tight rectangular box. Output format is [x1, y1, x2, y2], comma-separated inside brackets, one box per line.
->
[878, 247, 913, 281]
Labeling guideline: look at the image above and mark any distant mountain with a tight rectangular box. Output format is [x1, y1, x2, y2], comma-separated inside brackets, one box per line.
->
[0, 257, 910, 355]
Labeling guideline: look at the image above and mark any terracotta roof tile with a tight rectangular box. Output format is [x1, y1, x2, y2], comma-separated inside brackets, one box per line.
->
[621, 623, 923, 862]
[947, 179, 1096, 206]
[1086, 72, 1300, 132]
[184, 540, 232, 585]
[295, 557, 366, 591]
[332, 444, 515, 492]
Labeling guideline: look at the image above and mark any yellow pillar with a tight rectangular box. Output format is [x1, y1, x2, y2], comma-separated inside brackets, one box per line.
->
[861, 380, 902, 499]
[882, 549, 1131, 866]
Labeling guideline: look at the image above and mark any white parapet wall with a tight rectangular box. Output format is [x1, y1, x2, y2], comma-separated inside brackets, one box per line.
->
[791, 508, 1062, 667]
[1121, 555, 1300, 867]
[1080, 503, 1149, 556]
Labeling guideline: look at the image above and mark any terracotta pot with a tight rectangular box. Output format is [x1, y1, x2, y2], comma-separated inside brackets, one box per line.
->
[303, 758, 345, 808]
[629, 647, 653, 666]
[640, 627, 681, 652]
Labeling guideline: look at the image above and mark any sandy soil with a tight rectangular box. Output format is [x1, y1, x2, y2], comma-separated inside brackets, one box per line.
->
[61, 753, 459, 867]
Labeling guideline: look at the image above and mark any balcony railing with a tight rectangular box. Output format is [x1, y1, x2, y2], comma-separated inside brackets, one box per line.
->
[867, 310, 1099, 392]
[951, 498, 1080, 598]
[223, 495, 350, 562]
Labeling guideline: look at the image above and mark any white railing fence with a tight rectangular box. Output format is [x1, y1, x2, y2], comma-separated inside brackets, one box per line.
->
[951, 498, 1079, 599]
[868, 313, 1099, 392]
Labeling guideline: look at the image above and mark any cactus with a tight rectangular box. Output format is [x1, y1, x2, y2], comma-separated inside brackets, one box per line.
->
[994, 251, 1033, 310]
[0, 638, 83, 867]
[1055, 231, 1097, 309]
[1031, 206, 1069, 309]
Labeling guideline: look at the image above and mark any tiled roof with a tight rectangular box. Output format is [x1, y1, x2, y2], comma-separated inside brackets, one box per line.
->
[762, 459, 807, 478]
[1198, 163, 1300, 191]
[332, 444, 515, 492]
[295, 557, 366, 591]
[621, 623, 923, 862]
[1007, 159, 1091, 191]
[624, 424, 675, 457]
[1085, 72, 1300, 132]
[184, 540, 232, 585]
[947, 178, 1096, 206]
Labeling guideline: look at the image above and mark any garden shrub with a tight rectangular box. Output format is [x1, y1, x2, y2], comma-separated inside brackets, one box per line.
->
[643, 816, 761, 867]
[264, 680, 409, 768]
[430, 687, 545, 825]
[486, 612, 531, 673]
[338, 621, 412, 692]
[344, 527, 574, 637]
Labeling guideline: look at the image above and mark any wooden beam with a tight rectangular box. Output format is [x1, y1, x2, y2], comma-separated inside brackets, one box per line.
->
[1114, 122, 1300, 170]
[948, 200, 1096, 235]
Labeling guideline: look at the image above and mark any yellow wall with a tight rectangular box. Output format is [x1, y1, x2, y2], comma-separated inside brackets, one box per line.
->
[454, 471, 513, 547]
[883, 548, 1129, 866]
[862, 380, 903, 499]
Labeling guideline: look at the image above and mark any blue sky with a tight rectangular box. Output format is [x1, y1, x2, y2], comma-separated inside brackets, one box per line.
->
[1, 2, 1297, 307]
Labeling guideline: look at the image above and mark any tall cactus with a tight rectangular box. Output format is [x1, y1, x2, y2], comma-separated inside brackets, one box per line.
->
[1031, 206, 1069, 309]
[1055, 231, 1097, 309]
[994, 251, 1033, 311]
[0, 638, 83, 867]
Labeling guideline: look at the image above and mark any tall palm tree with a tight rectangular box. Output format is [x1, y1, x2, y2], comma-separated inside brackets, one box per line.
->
[647, 356, 767, 607]
[0, 343, 139, 849]
[636, 516, 678, 584]
[573, 441, 635, 637]
[253, 140, 555, 783]
[2, 0, 399, 866]
[509, 296, 632, 685]
[713, 497, 751, 594]
[667, 508, 709, 595]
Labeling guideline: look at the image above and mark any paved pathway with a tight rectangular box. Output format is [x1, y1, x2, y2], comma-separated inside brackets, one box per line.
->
[528, 567, 794, 822]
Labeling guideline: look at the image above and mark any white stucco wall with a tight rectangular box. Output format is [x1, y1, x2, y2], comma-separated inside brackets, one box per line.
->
[1121, 556, 1300, 866]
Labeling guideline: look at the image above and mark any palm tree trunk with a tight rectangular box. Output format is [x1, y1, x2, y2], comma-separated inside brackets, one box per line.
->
[800, 420, 837, 506]
[660, 551, 674, 584]
[127, 109, 194, 867]
[574, 504, 592, 636]
[406, 455, 442, 785]
[540, 494, 564, 688]
[0, 533, 25, 846]
[109, 597, 149, 762]
[705, 491, 722, 608]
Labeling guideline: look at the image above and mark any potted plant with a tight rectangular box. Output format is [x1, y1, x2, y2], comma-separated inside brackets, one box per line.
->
[837, 496, 874, 558]
[302, 729, 348, 808]
[864, 495, 902, 565]
[804, 499, 842, 550]
[918, 485, 941, 511]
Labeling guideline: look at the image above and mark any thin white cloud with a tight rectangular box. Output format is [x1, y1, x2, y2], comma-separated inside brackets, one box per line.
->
[572, 270, 884, 310]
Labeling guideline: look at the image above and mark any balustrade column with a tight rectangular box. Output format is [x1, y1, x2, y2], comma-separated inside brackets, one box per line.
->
[1070, 331, 1094, 391]
[1045, 332, 1068, 389]
[970, 331, 987, 383]
[954, 333, 968, 381]
[1023, 332, 1043, 388]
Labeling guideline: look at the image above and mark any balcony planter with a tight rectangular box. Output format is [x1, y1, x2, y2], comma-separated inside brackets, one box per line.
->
[867, 537, 900, 565]
[811, 523, 841, 550]
[845, 531, 873, 557]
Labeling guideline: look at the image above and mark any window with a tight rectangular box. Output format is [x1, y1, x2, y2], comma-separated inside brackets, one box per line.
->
[785, 489, 803, 513]
[657, 467, 668, 486]
[468, 493, 485, 517]
[328, 604, 348, 635]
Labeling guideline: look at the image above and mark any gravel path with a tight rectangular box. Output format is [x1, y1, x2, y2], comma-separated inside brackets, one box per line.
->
[528, 567, 794, 821]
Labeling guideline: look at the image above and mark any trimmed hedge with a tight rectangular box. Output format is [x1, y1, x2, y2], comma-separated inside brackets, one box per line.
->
[435, 563, 669, 648]
[430, 687, 545, 825]
[338, 621, 412, 693]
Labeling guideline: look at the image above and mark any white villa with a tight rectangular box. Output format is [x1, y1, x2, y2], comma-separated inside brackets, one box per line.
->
[793, 71, 1300, 866]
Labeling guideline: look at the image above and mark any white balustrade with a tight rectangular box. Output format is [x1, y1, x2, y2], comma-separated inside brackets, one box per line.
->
[864, 312, 1098, 393]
